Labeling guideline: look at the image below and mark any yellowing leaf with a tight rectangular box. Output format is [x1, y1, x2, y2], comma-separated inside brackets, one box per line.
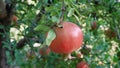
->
[45, 29, 56, 46]
[67, 8, 74, 17]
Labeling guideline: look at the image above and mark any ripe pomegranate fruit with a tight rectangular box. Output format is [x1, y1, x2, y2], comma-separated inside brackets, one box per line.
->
[49, 22, 83, 54]
[39, 46, 51, 56]
[105, 29, 116, 39]
[77, 61, 89, 68]
[91, 22, 97, 30]
[12, 15, 18, 22]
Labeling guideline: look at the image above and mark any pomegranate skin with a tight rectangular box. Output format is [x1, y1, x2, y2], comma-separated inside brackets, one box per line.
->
[49, 22, 83, 54]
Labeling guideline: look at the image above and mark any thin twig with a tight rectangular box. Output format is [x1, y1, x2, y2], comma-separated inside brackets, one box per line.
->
[59, 0, 65, 23]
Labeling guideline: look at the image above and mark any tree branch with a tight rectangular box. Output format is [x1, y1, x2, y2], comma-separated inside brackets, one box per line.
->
[16, 3, 46, 49]
[0, 0, 15, 68]
[115, 24, 120, 41]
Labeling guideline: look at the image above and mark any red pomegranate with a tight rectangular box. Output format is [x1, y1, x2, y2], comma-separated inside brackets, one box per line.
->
[104, 29, 116, 39]
[39, 46, 51, 56]
[49, 22, 83, 54]
[12, 15, 18, 22]
[77, 61, 89, 68]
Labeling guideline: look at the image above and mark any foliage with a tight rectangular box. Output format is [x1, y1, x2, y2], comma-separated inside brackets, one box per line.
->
[5, 0, 120, 68]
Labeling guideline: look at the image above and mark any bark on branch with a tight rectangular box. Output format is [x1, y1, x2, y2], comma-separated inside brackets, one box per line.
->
[0, 0, 15, 68]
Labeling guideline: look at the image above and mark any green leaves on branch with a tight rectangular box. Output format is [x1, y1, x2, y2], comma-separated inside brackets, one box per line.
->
[34, 25, 56, 46]
[34, 25, 50, 32]
[52, 16, 59, 22]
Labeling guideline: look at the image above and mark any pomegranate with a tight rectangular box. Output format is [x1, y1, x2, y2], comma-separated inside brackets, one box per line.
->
[105, 29, 116, 39]
[39, 46, 51, 56]
[49, 22, 83, 54]
[77, 61, 89, 68]
[12, 15, 18, 22]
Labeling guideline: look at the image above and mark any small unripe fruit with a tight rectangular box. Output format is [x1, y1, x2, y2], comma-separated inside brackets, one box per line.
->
[39, 46, 51, 56]
[12, 15, 18, 22]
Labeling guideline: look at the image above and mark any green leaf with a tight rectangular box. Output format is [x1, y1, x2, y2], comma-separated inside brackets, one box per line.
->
[52, 16, 59, 22]
[45, 7, 53, 12]
[34, 25, 50, 32]
[45, 29, 56, 46]
[67, 8, 74, 17]
[0, 25, 4, 29]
